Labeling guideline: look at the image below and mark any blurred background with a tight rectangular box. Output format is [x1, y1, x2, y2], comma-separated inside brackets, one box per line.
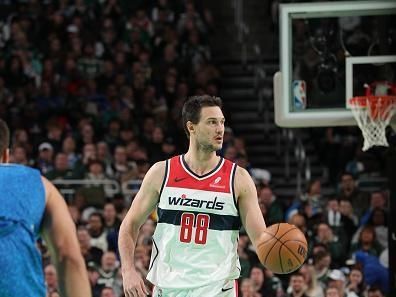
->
[0, 1, 393, 297]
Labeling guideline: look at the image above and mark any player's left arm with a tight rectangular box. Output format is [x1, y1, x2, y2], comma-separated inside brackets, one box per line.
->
[235, 166, 267, 248]
[40, 177, 91, 297]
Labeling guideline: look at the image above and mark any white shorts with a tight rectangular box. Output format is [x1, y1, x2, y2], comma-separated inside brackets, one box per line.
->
[152, 279, 238, 297]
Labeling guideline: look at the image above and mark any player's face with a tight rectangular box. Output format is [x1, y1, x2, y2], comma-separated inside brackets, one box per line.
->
[192, 106, 225, 152]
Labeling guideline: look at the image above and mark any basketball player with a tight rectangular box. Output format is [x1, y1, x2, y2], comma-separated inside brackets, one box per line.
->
[0, 119, 91, 297]
[119, 95, 267, 297]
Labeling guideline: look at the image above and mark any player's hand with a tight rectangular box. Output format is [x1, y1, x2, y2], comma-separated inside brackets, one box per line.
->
[122, 269, 149, 297]
[347, 282, 358, 291]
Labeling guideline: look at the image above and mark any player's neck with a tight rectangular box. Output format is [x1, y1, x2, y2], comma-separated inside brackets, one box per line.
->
[184, 149, 219, 176]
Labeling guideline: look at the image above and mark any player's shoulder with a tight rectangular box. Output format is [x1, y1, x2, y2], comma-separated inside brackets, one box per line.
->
[150, 160, 167, 173]
[139, 160, 168, 193]
[234, 165, 251, 179]
[143, 160, 167, 183]
[233, 165, 256, 193]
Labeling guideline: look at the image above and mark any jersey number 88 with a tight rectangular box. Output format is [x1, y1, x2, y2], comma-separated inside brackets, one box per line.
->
[179, 213, 210, 244]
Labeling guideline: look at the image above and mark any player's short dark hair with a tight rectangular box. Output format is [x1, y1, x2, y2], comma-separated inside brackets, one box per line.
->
[0, 119, 10, 154]
[182, 95, 223, 137]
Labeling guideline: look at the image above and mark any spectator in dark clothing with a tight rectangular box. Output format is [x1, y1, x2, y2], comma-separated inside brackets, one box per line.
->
[5, 55, 29, 91]
[45, 152, 74, 180]
[338, 173, 369, 217]
[339, 199, 358, 235]
[103, 202, 121, 232]
[250, 265, 284, 297]
[76, 122, 97, 151]
[73, 143, 97, 178]
[87, 212, 109, 252]
[147, 126, 166, 163]
[359, 191, 387, 227]
[258, 185, 284, 225]
[62, 135, 79, 168]
[350, 225, 383, 257]
[352, 207, 388, 251]
[314, 222, 347, 267]
[77, 226, 103, 267]
[286, 272, 309, 297]
[323, 197, 355, 250]
[87, 263, 102, 297]
[35, 142, 55, 174]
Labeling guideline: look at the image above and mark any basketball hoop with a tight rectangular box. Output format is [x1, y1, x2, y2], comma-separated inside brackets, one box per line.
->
[349, 96, 396, 151]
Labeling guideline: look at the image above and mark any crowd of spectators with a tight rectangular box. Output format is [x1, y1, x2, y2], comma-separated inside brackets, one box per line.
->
[0, 1, 390, 297]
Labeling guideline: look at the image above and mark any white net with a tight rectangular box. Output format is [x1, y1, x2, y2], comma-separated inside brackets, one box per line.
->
[349, 96, 396, 151]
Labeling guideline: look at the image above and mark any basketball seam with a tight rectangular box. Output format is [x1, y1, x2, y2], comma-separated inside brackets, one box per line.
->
[276, 227, 297, 241]
[261, 225, 297, 241]
[279, 242, 284, 273]
[281, 240, 306, 261]
[263, 223, 281, 265]
[274, 223, 281, 237]
[259, 232, 278, 245]
[256, 237, 276, 251]
[282, 239, 306, 244]
[280, 241, 306, 272]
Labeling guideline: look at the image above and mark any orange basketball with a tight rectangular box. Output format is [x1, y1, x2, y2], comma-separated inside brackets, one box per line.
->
[256, 223, 308, 274]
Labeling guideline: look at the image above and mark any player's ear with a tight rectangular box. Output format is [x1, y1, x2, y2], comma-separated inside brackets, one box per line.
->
[186, 121, 195, 135]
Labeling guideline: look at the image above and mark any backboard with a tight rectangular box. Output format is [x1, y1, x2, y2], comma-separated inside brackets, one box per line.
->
[274, 1, 396, 127]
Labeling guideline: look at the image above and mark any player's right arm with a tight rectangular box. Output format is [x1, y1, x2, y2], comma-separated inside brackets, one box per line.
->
[40, 177, 91, 297]
[118, 161, 165, 297]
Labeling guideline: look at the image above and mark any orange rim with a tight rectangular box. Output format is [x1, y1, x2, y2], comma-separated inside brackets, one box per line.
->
[349, 96, 396, 120]
[349, 96, 396, 107]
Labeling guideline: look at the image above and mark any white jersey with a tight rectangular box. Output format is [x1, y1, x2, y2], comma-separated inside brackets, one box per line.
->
[147, 155, 241, 289]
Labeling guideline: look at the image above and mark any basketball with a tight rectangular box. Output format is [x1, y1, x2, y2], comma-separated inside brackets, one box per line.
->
[256, 223, 307, 274]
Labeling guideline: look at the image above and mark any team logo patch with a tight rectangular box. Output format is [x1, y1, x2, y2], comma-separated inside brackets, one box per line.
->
[210, 176, 225, 189]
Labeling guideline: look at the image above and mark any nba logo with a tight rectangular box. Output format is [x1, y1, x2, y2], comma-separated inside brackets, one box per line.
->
[293, 80, 307, 110]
